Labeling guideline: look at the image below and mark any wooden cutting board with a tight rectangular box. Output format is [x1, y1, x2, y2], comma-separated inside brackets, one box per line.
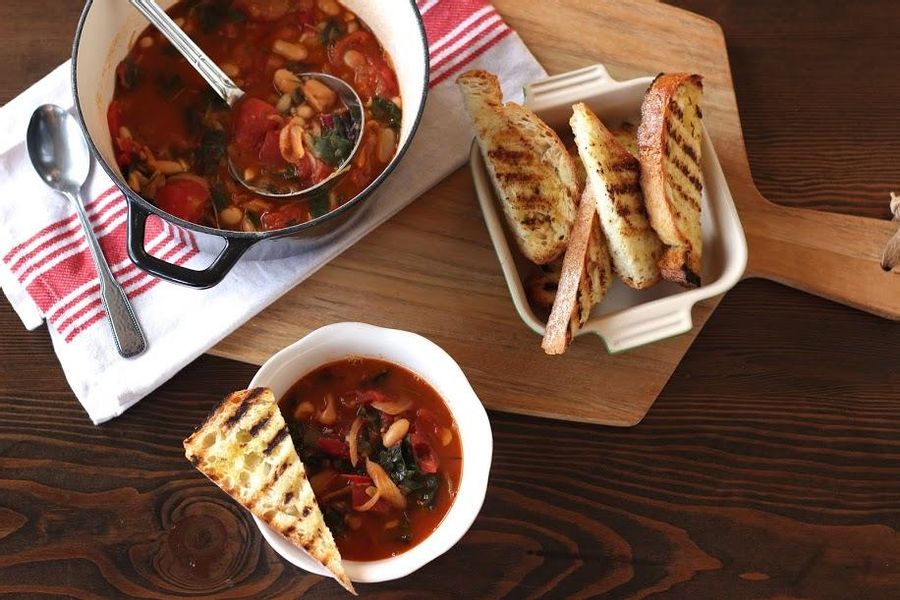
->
[209, 0, 900, 426]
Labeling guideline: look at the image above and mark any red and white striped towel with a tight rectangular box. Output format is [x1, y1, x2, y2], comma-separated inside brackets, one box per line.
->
[0, 0, 545, 424]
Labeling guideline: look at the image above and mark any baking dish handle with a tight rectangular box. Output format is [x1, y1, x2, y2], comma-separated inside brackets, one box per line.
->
[524, 64, 617, 113]
[126, 201, 254, 289]
[596, 305, 694, 354]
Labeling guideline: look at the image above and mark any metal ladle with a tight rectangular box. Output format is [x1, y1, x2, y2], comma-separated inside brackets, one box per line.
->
[128, 0, 365, 199]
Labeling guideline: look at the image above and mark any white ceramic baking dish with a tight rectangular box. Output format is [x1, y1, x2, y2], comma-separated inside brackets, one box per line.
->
[470, 64, 747, 353]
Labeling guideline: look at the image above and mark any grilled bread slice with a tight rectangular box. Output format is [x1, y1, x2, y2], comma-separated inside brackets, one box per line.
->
[458, 70, 579, 264]
[542, 182, 613, 355]
[184, 388, 355, 595]
[611, 122, 639, 158]
[526, 260, 563, 310]
[570, 103, 662, 289]
[637, 73, 704, 287]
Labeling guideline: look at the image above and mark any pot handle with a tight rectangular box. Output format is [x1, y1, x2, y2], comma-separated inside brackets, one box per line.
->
[126, 201, 253, 289]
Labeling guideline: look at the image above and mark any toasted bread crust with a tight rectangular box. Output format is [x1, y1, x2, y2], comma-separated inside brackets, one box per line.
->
[542, 183, 612, 354]
[458, 70, 579, 264]
[571, 103, 662, 289]
[638, 73, 704, 288]
[184, 389, 355, 595]
[526, 261, 563, 309]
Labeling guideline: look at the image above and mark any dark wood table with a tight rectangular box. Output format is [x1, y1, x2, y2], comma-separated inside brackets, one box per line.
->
[2, 1, 899, 598]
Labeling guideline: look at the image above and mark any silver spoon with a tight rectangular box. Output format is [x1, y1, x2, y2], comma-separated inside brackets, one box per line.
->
[128, 0, 365, 199]
[27, 105, 147, 358]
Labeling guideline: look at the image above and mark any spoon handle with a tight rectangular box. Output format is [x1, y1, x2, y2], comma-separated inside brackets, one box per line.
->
[65, 190, 147, 358]
[129, 0, 244, 106]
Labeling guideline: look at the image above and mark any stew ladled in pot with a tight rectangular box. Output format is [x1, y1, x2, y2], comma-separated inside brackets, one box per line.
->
[108, 0, 401, 231]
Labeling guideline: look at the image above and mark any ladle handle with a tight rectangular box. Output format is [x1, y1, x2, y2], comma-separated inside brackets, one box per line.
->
[128, 0, 244, 106]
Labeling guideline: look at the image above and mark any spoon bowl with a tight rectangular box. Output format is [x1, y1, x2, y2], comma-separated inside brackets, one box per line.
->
[27, 105, 92, 192]
[227, 73, 366, 199]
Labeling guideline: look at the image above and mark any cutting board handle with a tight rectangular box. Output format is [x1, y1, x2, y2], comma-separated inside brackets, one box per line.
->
[740, 188, 900, 320]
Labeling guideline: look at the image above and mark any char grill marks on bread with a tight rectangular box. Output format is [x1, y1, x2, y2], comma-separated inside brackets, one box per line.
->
[457, 70, 580, 264]
[183, 388, 356, 595]
[637, 73, 704, 287]
[542, 182, 613, 354]
[570, 103, 662, 289]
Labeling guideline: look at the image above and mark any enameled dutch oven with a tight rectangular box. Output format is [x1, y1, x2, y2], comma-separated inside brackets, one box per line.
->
[72, 0, 429, 288]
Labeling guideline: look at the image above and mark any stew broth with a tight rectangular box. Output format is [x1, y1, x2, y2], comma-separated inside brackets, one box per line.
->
[280, 358, 462, 561]
[108, 0, 401, 231]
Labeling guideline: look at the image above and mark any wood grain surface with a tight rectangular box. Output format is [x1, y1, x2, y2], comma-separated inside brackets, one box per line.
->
[2, 1, 900, 599]
[205, 0, 746, 427]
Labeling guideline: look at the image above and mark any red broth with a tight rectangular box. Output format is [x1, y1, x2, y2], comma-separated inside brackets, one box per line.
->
[108, 0, 400, 231]
[279, 358, 462, 561]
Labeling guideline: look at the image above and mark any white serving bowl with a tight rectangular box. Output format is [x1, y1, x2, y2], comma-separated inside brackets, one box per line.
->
[247, 322, 492, 583]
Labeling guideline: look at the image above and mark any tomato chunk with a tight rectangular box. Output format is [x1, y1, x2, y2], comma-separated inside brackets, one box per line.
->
[415, 408, 441, 441]
[154, 179, 210, 223]
[409, 430, 439, 474]
[356, 389, 389, 405]
[107, 101, 122, 140]
[316, 436, 350, 458]
[233, 98, 281, 150]
[343, 474, 372, 485]
[258, 127, 287, 166]
[260, 203, 306, 230]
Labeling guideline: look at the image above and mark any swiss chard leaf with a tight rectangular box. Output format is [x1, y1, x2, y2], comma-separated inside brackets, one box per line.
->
[323, 506, 346, 536]
[211, 185, 229, 212]
[308, 195, 330, 219]
[364, 369, 390, 388]
[416, 474, 440, 508]
[312, 127, 352, 167]
[196, 1, 237, 33]
[371, 96, 402, 129]
[197, 128, 227, 175]
[378, 438, 435, 495]
[357, 403, 382, 432]
[320, 19, 345, 46]
[117, 58, 139, 90]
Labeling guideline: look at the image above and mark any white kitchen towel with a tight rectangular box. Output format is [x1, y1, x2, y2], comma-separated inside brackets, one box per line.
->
[0, 0, 545, 424]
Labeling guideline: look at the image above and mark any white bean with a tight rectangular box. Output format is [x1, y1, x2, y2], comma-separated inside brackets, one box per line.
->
[382, 418, 410, 448]
[139, 36, 153, 49]
[303, 78, 336, 112]
[296, 104, 315, 119]
[222, 62, 240, 78]
[343, 49, 366, 69]
[318, 0, 341, 16]
[219, 206, 243, 227]
[275, 93, 293, 113]
[150, 159, 185, 175]
[272, 40, 308, 62]
[319, 393, 337, 425]
[273, 68, 302, 94]
[377, 127, 396, 163]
